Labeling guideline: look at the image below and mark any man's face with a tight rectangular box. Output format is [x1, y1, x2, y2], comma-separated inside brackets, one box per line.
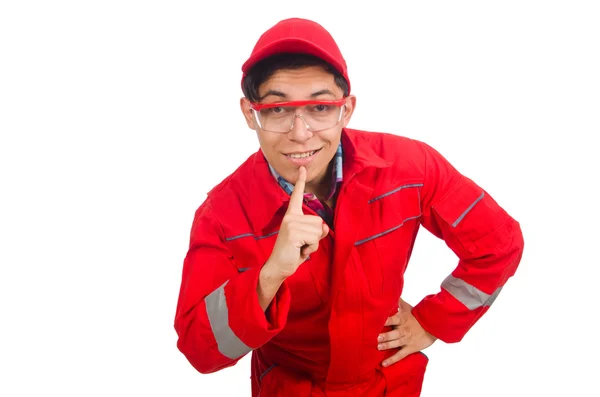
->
[241, 65, 356, 192]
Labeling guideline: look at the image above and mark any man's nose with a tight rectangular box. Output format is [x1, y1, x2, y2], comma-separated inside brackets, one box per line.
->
[287, 114, 313, 141]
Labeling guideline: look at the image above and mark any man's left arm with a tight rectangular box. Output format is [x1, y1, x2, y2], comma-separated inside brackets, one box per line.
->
[410, 140, 525, 343]
[379, 140, 525, 364]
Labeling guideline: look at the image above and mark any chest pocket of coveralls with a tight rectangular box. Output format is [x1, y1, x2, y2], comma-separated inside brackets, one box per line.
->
[355, 183, 422, 300]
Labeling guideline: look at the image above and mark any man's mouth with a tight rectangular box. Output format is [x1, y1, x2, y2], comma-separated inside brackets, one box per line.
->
[285, 148, 322, 159]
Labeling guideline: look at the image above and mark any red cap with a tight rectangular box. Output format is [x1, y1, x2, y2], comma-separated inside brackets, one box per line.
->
[241, 18, 351, 93]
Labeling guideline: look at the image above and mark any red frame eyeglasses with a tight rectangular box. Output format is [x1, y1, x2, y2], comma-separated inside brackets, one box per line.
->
[249, 98, 347, 111]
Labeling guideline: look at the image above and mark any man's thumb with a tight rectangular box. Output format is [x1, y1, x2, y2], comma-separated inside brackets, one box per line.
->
[398, 297, 413, 311]
[320, 223, 329, 239]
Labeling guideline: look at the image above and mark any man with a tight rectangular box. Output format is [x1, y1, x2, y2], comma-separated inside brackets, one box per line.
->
[174, 17, 524, 396]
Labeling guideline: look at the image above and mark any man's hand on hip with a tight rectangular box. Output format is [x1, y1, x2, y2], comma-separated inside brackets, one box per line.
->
[378, 298, 437, 367]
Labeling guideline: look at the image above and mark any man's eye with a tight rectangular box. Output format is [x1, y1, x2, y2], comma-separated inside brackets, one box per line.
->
[267, 107, 285, 114]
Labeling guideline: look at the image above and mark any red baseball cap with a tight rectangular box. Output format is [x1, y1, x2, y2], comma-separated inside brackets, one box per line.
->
[241, 18, 351, 94]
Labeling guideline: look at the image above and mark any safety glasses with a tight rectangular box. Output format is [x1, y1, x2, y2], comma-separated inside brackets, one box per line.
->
[250, 99, 347, 133]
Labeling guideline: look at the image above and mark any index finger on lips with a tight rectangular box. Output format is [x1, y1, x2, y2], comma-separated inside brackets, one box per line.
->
[287, 166, 307, 215]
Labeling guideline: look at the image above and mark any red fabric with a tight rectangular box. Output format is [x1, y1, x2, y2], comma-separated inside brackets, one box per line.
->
[174, 128, 524, 396]
[241, 18, 351, 93]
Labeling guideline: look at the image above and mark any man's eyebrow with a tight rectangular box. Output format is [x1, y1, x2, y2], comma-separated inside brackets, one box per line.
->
[311, 89, 336, 98]
[257, 89, 337, 101]
[258, 90, 287, 101]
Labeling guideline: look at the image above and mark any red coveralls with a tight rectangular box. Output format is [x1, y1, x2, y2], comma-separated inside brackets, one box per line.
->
[174, 128, 524, 396]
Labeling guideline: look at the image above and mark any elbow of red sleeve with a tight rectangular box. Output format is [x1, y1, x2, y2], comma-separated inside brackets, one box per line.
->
[412, 218, 525, 344]
[174, 266, 292, 375]
[498, 217, 525, 283]
[511, 219, 525, 273]
[174, 309, 233, 374]
[177, 341, 227, 375]
[174, 331, 211, 374]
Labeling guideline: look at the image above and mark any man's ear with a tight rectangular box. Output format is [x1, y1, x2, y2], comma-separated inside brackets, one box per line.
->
[240, 97, 257, 130]
[342, 95, 357, 128]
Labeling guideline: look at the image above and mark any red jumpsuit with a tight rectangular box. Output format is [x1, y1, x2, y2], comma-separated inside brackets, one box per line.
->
[174, 128, 524, 396]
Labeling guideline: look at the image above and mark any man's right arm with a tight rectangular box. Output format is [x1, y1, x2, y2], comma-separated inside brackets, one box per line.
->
[175, 167, 327, 373]
[174, 202, 291, 374]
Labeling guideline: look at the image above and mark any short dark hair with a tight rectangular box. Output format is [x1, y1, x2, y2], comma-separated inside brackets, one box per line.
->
[242, 53, 349, 102]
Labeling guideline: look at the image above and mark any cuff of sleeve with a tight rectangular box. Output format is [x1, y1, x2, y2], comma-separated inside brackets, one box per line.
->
[225, 265, 291, 348]
[412, 290, 488, 343]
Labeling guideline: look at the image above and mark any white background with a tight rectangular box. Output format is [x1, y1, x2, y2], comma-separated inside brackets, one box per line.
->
[1, 1, 599, 396]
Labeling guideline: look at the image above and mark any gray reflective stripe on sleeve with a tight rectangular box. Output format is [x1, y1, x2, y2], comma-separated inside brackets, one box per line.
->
[452, 192, 484, 227]
[441, 275, 503, 310]
[204, 280, 252, 359]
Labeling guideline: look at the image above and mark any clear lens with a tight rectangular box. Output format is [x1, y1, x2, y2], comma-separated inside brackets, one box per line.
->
[256, 104, 343, 133]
